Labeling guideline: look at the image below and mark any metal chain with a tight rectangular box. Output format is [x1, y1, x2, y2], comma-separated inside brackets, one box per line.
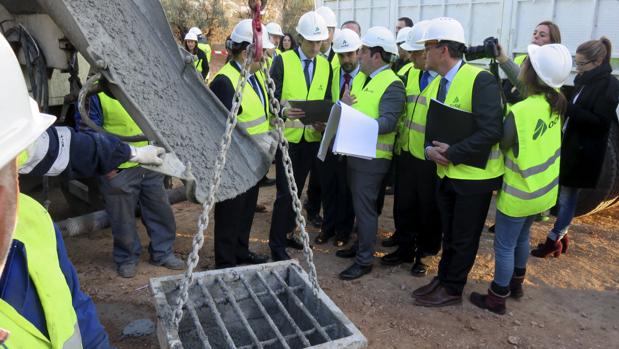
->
[259, 56, 321, 295]
[172, 53, 254, 327]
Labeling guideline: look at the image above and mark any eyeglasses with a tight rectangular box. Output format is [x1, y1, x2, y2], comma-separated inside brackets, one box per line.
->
[574, 60, 593, 67]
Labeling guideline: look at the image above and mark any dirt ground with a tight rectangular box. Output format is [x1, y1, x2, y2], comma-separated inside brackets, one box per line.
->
[58, 164, 619, 349]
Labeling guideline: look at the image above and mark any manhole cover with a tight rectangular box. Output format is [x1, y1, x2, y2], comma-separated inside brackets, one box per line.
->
[150, 260, 367, 348]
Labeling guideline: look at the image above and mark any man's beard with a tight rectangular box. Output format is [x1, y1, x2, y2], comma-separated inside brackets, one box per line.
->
[0, 160, 18, 276]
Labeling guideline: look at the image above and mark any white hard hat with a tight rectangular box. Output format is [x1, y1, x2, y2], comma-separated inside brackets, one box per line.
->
[527, 44, 573, 88]
[417, 17, 466, 45]
[184, 32, 198, 41]
[361, 26, 398, 56]
[262, 24, 275, 49]
[396, 26, 413, 45]
[296, 11, 329, 41]
[231, 19, 254, 44]
[188, 27, 202, 36]
[266, 22, 284, 37]
[333, 28, 362, 53]
[0, 35, 55, 169]
[401, 20, 431, 51]
[316, 6, 337, 28]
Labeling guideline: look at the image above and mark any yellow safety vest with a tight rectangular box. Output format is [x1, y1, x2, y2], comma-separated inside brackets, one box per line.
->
[0, 194, 83, 349]
[497, 95, 561, 217]
[213, 62, 270, 136]
[281, 50, 330, 143]
[435, 64, 504, 180]
[514, 54, 527, 66]
[198, 43, 212, 63]
[350, 68, 402, 160]
[330, 53, 340, 70]
[275, 48, 282, 56]
[331, 67, 365, 103]
[398, 68, 439, 159]
[397, 62, 413, 77]
[99, 92, 148, 169]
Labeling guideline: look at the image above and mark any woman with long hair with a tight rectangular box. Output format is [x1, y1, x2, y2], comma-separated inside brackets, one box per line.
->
[279, 33, 296, 52]
[470, 44, 573, 314]
[531, 37, 619, 257]
[184, 32, 209, 80]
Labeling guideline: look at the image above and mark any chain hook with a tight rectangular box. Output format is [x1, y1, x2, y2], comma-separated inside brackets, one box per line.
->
[249, 0, 264, 61]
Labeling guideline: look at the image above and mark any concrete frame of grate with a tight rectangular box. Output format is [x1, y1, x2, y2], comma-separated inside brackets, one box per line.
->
[150, 260, 368, 349]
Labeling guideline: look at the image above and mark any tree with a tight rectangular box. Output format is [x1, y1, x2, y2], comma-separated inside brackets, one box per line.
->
[161, 0, 228, 41]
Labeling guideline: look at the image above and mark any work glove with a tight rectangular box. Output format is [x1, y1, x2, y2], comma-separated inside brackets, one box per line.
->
[129, 145, 165, 165]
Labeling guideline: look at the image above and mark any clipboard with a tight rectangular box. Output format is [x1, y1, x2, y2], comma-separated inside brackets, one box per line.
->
[288, 100, 334, 125]
[425, 98, 491, 169]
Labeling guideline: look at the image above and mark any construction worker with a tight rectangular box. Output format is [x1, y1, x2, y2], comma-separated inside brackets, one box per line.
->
[266, 22, 284, 56]
[395, 16, 414, 35]
[316, 6, 339, 66]
[0, 35, 165, 348]
[76, 93, 185, 279]
[189, 26, 212, 64]
[382, 20, 441, 276]
[336, 26, 406, 280]
[209, 19, 271, 269]
[341, 20, 361, 36]
[394, 26, 413, 74]
[470, 44, 571, 314]
[184, 32, 209, 80]
[412, 17, 504, 307]
[268, 11, 332, 261]
[314, 28, 362, 247]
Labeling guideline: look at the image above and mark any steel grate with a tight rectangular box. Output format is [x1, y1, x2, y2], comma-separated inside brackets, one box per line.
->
[150, 261, 367, 349]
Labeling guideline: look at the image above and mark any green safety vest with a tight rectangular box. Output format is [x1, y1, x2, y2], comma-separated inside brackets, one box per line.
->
[330, 53, 340, 70]
[514, 54, 527, 66]
[331, 66, 366, 103]
[213, 62, 270, 136]
[497, 94, 561, 217]
[0, 194, 83, 348]
[435, 64, 504, 180]
[350, 68, 402, 160]
[397, 62, 413, 77]
[275, 48, 282, 56]
[398, 68, 439, 159]
[99, 92, 149, 169]
[198, 42, 212, 63]
[281, 50, 330, 143]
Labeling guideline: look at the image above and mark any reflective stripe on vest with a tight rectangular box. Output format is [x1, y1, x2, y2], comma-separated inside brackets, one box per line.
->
[497, 94, 561, 217]
[213, 62, 270, 136]
[281, 50, 330, 143]
[99, 92, 148, 169]
[435, 64, 504, 180]
[0, 194, 83, 348]
[350, 69, 402, 160]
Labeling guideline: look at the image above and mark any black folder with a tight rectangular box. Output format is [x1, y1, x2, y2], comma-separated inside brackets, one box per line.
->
[425, 98, 491, 169]
[288, 100, 334, 125]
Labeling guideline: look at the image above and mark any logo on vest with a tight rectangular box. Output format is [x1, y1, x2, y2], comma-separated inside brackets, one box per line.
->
[451, 96, 461, 109]
[532, 117, 558, 141]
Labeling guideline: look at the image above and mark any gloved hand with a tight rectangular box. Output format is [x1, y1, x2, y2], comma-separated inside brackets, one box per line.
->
[129, 145, 165, 165]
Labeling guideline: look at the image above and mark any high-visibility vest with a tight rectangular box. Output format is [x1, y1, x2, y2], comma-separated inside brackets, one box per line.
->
[514, 54, 527, 66]
[275, 48, 282, 56]
[281, 50, 330, 143]
[198, 42, 212, 63]
[435, 64, 504, 180]
[397, 62, 413, 77]
[213, 62, 270, 136]
[497, 94, 561, 217]
[330, 53, 340, 70]
[350, 68, 402, 160]
[331, 66, 366, 103]
[99, 92, 148, 169]
[398, 68, 440, 159]
[0, 194, 83, 348]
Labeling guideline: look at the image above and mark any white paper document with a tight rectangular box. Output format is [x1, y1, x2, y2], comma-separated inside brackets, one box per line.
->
[318, 102, 378, 161]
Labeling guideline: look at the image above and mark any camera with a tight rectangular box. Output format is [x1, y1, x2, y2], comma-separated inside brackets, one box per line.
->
[465, 36, 499, 61]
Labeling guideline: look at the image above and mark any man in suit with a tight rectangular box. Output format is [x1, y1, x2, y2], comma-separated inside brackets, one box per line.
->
[268, 11, 333, 261]
[336, 26, 406, 280]
[314, 28, 362, 247]
[412, 17, 504, 306]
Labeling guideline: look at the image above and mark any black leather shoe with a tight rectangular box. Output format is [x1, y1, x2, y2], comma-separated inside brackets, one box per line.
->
[382, 235, 399, 248]
[414, 284, 462, 307]
[412, 277, 440, 297]
[259, 176, 276, 187]
[335, 247, 357, 259]
[339, 263, 372, 280]
[271, 250, 291, 262]
[238, 251, 269, 265]
[411, 261, 428, 276]
[314, 232, 334, 245]
[286, 238, 304, 250]
[381, 249, 414, 266]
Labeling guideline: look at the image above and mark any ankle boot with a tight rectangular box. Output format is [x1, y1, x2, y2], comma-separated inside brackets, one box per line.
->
[531, 237, 562, 258]
[560, 235, 569, 254]
[470, 282, 509, 315]
[509, 268, 526, 299]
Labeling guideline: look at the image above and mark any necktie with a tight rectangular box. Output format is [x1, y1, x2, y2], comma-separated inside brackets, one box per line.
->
[437, 77, 448, 103]
[303, 59, 312, 90]
[341, 73, 352, 98]
[420, 71, 430, 91]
